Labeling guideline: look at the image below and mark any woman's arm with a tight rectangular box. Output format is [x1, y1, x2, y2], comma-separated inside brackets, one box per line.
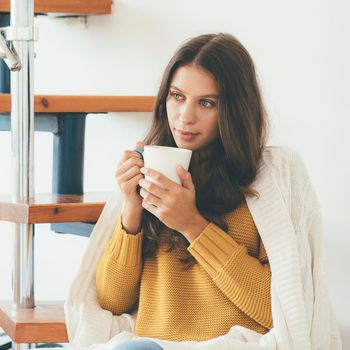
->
[96, 213, 143, 315]
[188, 223, 273, 330]
[137, 166, 272, 328]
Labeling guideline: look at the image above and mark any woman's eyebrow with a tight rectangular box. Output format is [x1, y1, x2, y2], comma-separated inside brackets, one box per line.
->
[169, 85, 219, 99]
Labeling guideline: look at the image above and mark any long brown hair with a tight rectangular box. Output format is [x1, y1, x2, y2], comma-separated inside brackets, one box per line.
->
[142, 33, 269, 268]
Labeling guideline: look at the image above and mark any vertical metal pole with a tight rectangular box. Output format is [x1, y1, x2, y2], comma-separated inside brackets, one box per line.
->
[10, 0, 35, 319]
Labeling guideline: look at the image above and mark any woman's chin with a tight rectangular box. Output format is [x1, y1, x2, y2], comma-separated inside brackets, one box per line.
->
[175, 140, 197, 150]
[176, 140, 213, 152]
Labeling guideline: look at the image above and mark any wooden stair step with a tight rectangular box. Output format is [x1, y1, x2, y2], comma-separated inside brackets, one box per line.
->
[0, 94, 155, 113]
[0, 192, 110, 224]
[0, 0, 112, 14]
[0, 301, 68, 343]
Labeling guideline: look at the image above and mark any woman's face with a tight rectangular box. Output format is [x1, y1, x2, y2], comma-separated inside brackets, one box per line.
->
[166, 64, 220, 151]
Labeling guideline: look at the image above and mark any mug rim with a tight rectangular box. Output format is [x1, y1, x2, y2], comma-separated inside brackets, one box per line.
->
[144, 145, 192, 153]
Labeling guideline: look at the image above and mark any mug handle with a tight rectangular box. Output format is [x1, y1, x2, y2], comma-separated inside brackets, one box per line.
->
[133, 148, 144, 157]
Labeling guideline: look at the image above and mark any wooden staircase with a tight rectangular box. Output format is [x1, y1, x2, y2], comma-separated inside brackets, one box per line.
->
[0, 302, 68, 343]
[0, 93, 155, 344]
[0, 0, 156, 344]
[0, 163, 108, 344]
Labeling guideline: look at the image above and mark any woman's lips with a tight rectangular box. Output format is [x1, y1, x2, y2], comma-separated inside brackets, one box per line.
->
[176, 129, 199, 141]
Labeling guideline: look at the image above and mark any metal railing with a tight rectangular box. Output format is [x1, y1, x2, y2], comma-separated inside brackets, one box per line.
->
[0, 0, 37, 349]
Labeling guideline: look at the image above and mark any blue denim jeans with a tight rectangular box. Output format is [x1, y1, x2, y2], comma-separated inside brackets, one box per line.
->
[112, 339, 164, 350]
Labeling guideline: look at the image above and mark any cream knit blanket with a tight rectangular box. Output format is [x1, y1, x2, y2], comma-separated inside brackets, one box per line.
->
[64, 147, 342, 350]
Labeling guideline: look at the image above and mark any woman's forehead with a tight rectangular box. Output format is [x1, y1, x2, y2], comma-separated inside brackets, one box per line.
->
[170, 65, 218, 97]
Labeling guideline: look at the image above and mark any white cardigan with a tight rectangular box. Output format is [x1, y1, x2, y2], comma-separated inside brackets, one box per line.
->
[64, 146, 342, 350]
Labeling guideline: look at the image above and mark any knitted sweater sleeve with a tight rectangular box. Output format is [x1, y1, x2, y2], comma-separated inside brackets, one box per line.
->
[188, 222, 273, 330]
[95, 215, 143, 315]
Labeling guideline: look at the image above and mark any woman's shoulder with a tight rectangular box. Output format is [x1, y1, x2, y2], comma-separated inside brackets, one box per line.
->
[262, 146, 308, 173]
[261, 146, 312, 190]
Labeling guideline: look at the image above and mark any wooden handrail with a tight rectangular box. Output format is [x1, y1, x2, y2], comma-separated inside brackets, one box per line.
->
[0, 94, 155, 113]
[0, 0, 112, 14]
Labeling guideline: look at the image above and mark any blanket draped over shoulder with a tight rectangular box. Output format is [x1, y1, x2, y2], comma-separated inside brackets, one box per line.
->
[64, 147, 342, 350]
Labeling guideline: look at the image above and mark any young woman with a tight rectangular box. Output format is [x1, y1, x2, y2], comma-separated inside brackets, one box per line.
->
[93, 33, 341, 350]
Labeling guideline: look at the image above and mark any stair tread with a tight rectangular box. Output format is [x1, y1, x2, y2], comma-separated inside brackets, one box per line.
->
[0, 192, 110, 224]
[0, 0, 112, 14]
[0, 94, 155, 113]
[0, 301, 68, 343]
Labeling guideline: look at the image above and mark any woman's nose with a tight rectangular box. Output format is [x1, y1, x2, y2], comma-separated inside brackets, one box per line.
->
[179, 102, 196, 124]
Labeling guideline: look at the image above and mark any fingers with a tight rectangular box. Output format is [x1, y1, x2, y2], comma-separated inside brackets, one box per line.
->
[117, 163, 144, 184]
[119, 172, 144, 201]
[139, 188, 163, 208]
[138, 178, 167, 199]
[119, 149, 143, 165]
[176, 165, 195, 191]
[116, 156, 144, 178]
[140, 167, 177, 190]
[123, 172, 144, 189]
[134, 140, 144, 151]
[141, 200, 158, 216]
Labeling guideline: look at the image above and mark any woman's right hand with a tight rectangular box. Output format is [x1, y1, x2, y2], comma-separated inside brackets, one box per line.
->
[115, 141, 145, 212]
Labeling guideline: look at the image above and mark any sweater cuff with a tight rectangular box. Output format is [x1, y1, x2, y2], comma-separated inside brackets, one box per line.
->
[188, 222, 245, 277]
[108, 215, 143, 266]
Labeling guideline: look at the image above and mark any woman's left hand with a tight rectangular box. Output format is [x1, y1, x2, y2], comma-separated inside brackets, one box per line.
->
[138, 166, 209, 242]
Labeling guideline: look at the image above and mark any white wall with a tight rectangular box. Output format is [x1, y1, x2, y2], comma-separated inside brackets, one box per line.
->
[0, 0, 349, 346]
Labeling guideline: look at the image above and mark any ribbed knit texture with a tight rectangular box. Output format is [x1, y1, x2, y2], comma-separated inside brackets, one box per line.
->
[96, 200, 272, 341]
[96, 217, 143, 315]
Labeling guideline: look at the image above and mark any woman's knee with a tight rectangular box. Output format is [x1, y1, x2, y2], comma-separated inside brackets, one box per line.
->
[112, 338, 164, 350]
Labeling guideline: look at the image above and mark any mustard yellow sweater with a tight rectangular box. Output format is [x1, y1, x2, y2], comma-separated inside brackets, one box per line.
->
[96, 200, 273, 341]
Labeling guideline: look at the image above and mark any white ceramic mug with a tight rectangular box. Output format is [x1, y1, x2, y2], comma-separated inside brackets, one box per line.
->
[143, 145, 192, 187]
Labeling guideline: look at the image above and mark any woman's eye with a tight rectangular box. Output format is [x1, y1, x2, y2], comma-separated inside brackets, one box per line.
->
[200, 99, 215, 108]
[170, 92, 184, 101]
